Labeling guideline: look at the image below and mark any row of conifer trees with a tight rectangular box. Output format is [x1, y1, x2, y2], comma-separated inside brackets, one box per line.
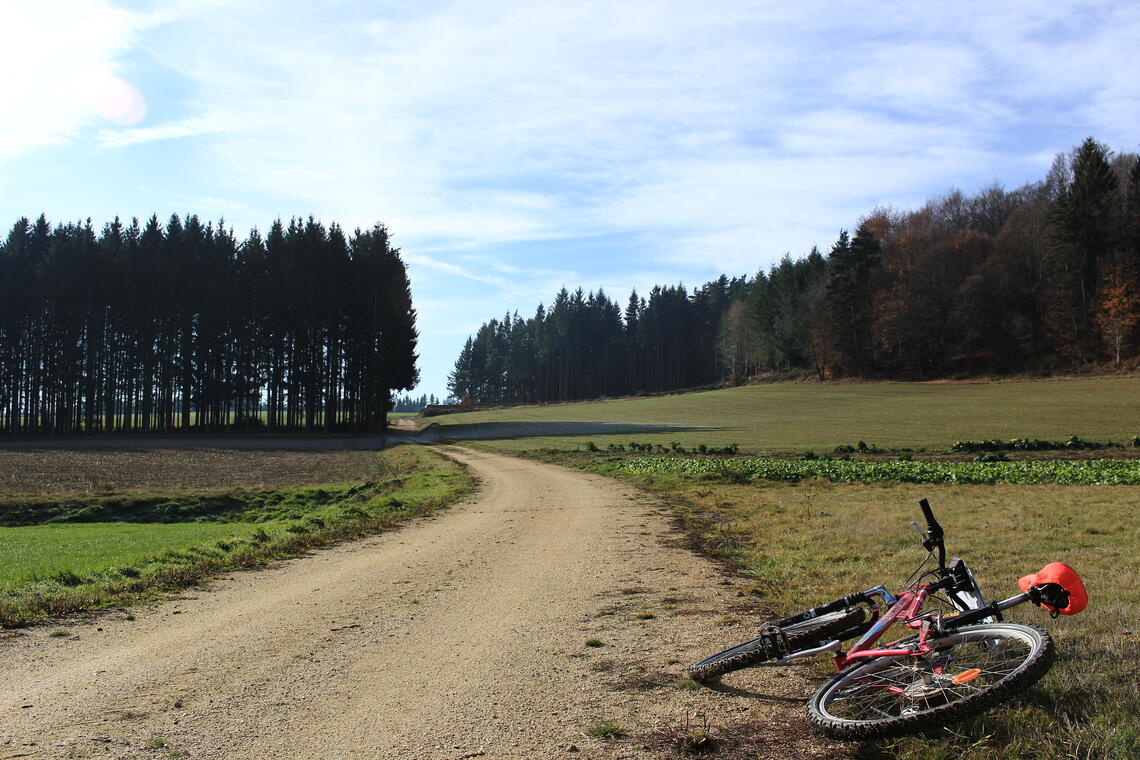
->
[0, 214, 417, 435]
[447, 278, 747, 404]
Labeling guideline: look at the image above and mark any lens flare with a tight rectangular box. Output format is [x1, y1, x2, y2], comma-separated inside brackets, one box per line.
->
[78, 70, 146, 126]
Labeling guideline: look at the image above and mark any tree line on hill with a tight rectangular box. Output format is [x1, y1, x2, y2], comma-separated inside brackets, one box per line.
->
[0, 214, 418, 435]
[391, 392, 445, 412]
[447, 279, 747, 404]
[449, 137, 1140, 404]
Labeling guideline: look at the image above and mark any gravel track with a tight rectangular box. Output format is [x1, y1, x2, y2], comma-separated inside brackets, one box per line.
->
[1, 446, 847, 759]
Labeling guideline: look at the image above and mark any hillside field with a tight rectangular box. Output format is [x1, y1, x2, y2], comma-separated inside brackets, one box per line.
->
[429, 376, 1140, 453]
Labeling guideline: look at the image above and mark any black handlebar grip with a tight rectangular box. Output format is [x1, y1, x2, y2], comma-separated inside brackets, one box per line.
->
[918, 498, 943, 540]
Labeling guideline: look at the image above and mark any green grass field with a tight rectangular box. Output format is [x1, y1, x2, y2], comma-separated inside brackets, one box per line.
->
[0, 446, 472, 626]
[431, 376, 1140, 453]
[0, 522, 273, 589]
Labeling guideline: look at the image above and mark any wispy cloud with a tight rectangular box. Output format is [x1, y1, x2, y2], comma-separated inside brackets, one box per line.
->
[216, 5, 1138, 243]
[404, 253, 510, 288]
[97, 115, 223, 148]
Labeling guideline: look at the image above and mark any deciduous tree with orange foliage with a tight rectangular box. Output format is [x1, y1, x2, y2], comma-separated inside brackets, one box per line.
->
[1095, 263, 1139, 364]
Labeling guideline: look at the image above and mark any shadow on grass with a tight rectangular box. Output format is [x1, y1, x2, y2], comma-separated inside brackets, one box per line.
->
[405, 421, 710, 443]
[1, 494, 251, 526]
[0, 485, 364, 527]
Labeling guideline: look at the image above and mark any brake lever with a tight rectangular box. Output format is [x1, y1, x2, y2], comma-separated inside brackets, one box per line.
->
[909, 521, 927, 543]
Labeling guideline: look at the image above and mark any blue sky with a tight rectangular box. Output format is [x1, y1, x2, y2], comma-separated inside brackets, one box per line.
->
[2, 1, 1138, 398]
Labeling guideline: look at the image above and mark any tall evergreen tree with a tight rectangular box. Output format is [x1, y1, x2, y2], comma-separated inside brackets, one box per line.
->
[825, 226, 881, 376]
[1049, 137, 1120, 357]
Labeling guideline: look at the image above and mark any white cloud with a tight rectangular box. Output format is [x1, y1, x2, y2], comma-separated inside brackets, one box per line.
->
[127, 2, 1129, 254]
[97, 115, 223, 148]
[404, 253, 510, 288]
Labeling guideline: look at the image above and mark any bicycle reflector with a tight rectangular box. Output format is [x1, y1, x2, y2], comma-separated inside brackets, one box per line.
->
[952, 668, 982, 685]
[1018, 562, 1088, 615]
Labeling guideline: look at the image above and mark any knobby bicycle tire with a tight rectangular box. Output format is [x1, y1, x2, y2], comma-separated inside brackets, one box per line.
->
[687, 607, 866, 682]
[807, 622, 1054, 740]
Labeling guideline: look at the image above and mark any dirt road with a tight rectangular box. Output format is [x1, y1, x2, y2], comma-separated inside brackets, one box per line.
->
[1, 447, 846, 759]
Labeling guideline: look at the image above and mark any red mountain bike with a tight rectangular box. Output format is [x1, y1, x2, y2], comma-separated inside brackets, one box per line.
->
[687, 498, 1088, 740]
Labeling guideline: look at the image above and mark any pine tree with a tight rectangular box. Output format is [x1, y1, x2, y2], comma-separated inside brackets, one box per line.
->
[1049, 137, 1120, 358]
[826, 225, 881, 375]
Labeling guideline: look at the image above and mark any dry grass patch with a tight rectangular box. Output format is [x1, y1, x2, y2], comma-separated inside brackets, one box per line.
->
[533, 443, 1137, 760]
[629, 475, 1140, 760]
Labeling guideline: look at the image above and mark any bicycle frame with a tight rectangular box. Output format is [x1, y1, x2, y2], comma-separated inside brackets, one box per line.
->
[836, 584, 935, 668]
[769, 581, 1043, 670]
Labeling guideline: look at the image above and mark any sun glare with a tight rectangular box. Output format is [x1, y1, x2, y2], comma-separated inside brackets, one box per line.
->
[79, 70, 146, 126]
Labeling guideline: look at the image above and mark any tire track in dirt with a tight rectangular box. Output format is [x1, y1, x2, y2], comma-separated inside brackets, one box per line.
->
[1, 447, 850, 759]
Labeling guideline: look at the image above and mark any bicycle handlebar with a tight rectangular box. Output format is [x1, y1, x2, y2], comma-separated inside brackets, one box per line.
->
[917, 498, 946, 567]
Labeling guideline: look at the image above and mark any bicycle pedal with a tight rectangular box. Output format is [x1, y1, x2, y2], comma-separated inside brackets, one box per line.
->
[757, 626, 790, 657]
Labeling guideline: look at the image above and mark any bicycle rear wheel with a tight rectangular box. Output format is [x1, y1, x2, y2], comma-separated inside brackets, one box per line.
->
[687, 607, 865, 682]
[807, 622, 1054, 740]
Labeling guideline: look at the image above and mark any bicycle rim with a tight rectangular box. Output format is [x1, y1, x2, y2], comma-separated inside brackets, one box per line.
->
[807, 622, 1054, 740]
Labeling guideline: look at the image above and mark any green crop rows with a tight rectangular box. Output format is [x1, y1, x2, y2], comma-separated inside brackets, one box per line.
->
[606, 457, 1140, 485]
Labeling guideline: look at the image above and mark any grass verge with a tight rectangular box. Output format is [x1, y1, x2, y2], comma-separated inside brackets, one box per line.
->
[0, 446, 472, 627]
[531, 448, 1140, 760]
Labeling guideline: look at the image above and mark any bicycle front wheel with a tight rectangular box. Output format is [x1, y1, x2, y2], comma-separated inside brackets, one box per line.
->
[807, 622, 1054, 740]
[687, 607, 865, 682]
